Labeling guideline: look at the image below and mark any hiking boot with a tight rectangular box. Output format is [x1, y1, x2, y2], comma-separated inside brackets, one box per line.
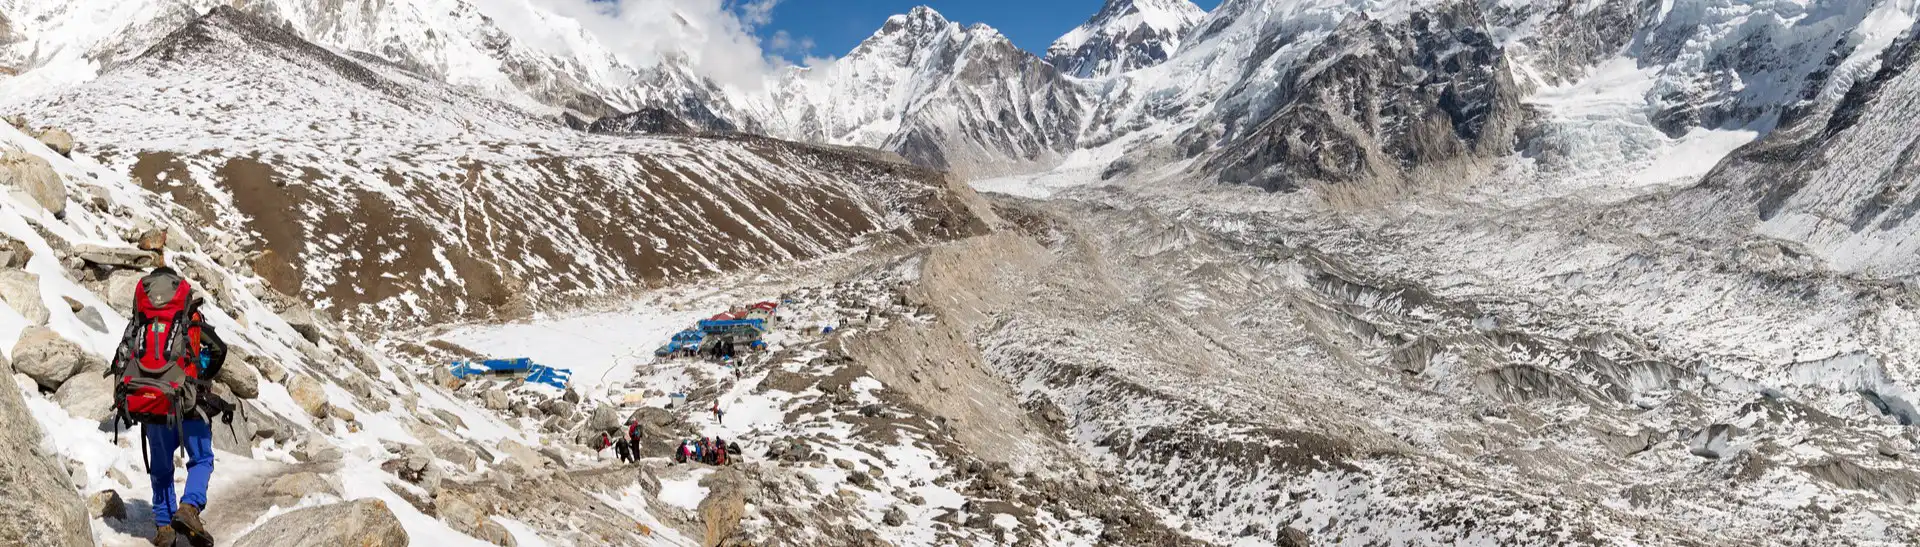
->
[171, 504, 215, 547]
[150, 526, 176, 546]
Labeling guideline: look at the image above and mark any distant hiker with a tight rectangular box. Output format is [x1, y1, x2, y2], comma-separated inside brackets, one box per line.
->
[614, 436, 633, 463]
[111, 264, 228, 547]
[675, 440, 691, 464]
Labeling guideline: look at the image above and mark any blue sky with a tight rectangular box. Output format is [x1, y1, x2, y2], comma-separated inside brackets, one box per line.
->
[750, 0, 1224, 62]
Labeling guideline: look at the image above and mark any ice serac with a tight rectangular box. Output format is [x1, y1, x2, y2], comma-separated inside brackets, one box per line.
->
[756, 6, 1093, 179]
[1044, 0, 1208, 78]
[1681, 14, 1920, 276]
[22, 6, 987, 327]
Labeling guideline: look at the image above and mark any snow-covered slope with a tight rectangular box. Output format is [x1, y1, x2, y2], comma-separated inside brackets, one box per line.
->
[0, 0, 754, 127]
[1044, 0, 1208, 79]
[6, 7, 986, 328]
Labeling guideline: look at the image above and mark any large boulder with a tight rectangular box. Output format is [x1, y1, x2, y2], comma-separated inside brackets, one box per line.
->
[231, 499, 409, 547]
[293, 435, 342, 464]
[0, 236, 31, 269]
[483, 389, 510, 411]
[588, 403, 620, 432]
[101, 270, 143, 314]
[434, 490, 516, 546]
[409, 423, 479, 471]
[493, 439, 551, 477]
[280, 304, 323, 344]
[68, 244, 156, 270]
[0, 270, 48, 325]
[51, 370, 112, 422]
[216, 359, 262, 399]
[12, 326, 88, 391]
[431, 365, 464, 389]
[0, 148, 67, 218]
[0, 371, 95, 546]
[288, 374, 329, 418]
[35, 128, 73, 157]
[698, 468, 750, 547]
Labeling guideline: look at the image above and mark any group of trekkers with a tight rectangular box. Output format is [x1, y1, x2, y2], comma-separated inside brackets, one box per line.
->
[604, 419, 645, 464]
[675, 436, 739, 466]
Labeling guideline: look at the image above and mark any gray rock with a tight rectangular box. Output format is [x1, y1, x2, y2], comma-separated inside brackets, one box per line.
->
[483, 389, 511, 411]
[883, 506, 907, 527]
[288, 374, 329, 418]
[399, 445, 443, 491]
[217, 359, 262, 399]
[88, 489, 126, 521]
[294, 436, 342, 464]
[1278, 526, 1311, 547]
[432, 408, 467, 431]
[266, 472, 336, 499]
[12, 326, 87, 391]
[537, 399, 574, 421]
[493, 439, 550, 477]
[68, 243, 157, 270]
[0, 236, 32, 269]
[432, 365, 464, 389]
[35, 127, 73, 157]
[0, 371, 93, 546]
[74, 306, 104, 332]
[410, 423, 478, 470]
[434, 491, 516, 546]
[231, 499, 409, 547]
[588, 403, 620, 432]
[280, 304, 324, 344]
[101, 270, 143, 314]
[51, 370, 112, 422]
[0, 271, 48, 325]
[1, 147, 67, 218]
[253, 354, 289, 384]
[699, 468, 751, 547]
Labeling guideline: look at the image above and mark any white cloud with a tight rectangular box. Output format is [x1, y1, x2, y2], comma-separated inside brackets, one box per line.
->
[513, 0, 792, 91]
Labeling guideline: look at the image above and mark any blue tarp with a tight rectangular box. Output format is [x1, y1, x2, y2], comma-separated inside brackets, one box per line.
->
[449, 358, 571, 389]
[525, 364, 572, 389]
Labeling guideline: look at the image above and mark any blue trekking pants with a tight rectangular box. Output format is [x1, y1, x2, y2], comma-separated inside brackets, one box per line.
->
[145, 420, 214, 527]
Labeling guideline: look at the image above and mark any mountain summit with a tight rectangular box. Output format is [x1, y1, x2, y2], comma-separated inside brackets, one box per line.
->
[1045, 0, 1207, 78]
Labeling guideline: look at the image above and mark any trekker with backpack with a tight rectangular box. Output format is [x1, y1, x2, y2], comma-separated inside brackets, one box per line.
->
[625, 420, 642, 460]
[111, 265, 228, 547]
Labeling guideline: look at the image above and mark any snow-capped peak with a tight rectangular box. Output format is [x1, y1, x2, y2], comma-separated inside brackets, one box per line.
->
[881, 6, 952, 35]
[1045, 0, 1207, 78]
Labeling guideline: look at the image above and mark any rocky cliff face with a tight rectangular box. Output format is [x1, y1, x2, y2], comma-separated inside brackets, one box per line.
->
[1044, 0, 1207, 79]
[1201, 2, 1521, 191]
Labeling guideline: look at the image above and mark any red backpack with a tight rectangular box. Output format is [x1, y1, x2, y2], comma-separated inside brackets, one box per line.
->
[114, 269, 205, 429]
